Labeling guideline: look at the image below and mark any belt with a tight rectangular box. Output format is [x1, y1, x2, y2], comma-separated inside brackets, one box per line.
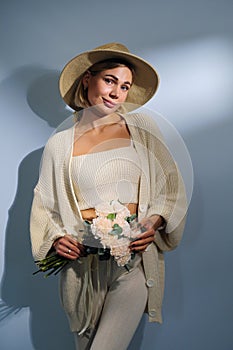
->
[84, 245, 111, 261]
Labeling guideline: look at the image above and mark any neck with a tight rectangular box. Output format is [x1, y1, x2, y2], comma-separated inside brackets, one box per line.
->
[77, 111, 123, 130]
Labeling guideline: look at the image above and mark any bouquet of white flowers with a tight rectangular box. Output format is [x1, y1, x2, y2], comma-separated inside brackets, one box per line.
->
[33, 201, 143, 277]
[91, 200, 140, 267]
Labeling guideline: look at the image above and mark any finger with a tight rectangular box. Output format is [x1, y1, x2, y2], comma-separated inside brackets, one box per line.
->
[130, 237, 154, 250]
[55, 239, 76, 252]
[65, 248, 80, 260]
[55, 240, 81, 259]
[130, 232, 154, 248]
[60, 248, 80, 260]
[130, 243, 148, 252]
[133, 228, 155, 240]
[65, 236, 86, 256]
[59, 236, 83, 253]
[65, 235, 80, 246]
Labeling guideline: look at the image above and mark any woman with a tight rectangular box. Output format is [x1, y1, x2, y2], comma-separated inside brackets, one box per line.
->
[30, 43, 187, 350]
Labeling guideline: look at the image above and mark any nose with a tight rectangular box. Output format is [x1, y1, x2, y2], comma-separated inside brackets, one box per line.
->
[109, 84, 120, 99]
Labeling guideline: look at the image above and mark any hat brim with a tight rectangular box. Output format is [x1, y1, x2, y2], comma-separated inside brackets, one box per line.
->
[59, 48, 159, 111]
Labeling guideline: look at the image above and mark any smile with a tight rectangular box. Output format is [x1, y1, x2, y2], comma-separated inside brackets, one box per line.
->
[102, 98, 117, 108]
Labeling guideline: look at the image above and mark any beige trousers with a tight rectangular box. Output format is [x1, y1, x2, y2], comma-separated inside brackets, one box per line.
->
[74, 256, 148, 350]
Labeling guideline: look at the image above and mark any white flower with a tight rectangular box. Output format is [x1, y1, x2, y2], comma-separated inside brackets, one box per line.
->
[110, 239, 132, 266]
[91, 200, 137, 266]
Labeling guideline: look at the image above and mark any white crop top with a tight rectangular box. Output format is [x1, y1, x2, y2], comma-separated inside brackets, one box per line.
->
[71, 142, 141, 210]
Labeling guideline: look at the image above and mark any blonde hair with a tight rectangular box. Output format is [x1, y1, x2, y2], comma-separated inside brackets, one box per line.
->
[74, 59, 135, 110]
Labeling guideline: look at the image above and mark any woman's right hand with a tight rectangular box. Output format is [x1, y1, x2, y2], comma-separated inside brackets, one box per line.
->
[53, 235, 85, 260]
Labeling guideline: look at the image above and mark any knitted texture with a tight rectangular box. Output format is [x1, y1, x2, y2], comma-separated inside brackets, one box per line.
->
[71, 143, 140, 209]
[30, 112, 187, 330]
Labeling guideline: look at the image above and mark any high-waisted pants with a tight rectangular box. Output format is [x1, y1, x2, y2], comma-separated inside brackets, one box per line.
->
[74, 255, 148, 350]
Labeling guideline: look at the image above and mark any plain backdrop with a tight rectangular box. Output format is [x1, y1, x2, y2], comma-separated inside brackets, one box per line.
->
[0, 1, 233, 349]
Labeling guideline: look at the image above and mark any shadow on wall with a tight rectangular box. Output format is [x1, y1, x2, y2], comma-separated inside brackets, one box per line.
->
[26, 69, 71, 128]
[1, 148, 75, 349]
[0, 67, 74, 349]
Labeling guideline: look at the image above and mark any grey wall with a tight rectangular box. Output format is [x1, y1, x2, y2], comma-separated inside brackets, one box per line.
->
[0, 1, 232, 349]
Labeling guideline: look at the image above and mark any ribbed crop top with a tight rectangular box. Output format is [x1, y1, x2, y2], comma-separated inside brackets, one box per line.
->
[71, 142, 141, 210]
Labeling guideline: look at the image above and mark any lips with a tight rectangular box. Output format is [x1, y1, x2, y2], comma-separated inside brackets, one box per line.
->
[102, 98, 116, 108]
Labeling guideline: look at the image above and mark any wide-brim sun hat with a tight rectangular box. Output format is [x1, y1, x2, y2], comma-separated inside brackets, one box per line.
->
[59, 42, 159, 111]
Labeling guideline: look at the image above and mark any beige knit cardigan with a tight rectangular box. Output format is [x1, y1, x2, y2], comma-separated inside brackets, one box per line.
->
[30, 112, 186, 332]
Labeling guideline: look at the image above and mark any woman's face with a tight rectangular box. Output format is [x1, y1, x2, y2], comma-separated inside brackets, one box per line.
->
[83, 66, 133, 114]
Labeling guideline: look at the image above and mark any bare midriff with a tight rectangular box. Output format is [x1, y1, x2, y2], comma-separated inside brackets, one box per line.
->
[81, 203, 138, 221]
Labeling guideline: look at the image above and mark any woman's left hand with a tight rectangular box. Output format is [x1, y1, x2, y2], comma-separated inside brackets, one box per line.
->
[129, 215, 164, 253]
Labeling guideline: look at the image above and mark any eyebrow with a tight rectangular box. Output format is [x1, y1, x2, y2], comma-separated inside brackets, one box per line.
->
[104, 74, 132, 86]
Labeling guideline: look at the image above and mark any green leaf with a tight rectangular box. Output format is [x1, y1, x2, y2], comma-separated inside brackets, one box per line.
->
[125, 214, 137, 223]
[110, 224, 123, 236]
[107, 213, 116, 221]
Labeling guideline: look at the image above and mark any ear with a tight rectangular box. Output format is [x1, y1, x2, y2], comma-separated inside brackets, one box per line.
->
[82, 70, 91, 90]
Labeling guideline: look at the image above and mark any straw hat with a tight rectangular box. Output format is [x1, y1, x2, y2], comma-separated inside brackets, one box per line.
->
[59, 42, 159, 110]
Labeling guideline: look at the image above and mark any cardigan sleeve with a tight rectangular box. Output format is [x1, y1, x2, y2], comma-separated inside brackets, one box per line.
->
[147, 120, 187, 251]
[131, 113, 187, 251]
[30, 137, 66, 260]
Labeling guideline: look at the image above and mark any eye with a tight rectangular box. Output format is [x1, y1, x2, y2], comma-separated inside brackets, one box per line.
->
[121, 85, 130, 91]
[104, 78, 114, 85]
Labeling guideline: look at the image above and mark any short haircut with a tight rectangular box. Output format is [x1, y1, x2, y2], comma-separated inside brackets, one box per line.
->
[74, 59, 135, 110]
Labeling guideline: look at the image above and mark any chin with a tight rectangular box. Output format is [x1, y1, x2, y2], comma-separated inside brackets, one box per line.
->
[92, 103, 119, 116]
